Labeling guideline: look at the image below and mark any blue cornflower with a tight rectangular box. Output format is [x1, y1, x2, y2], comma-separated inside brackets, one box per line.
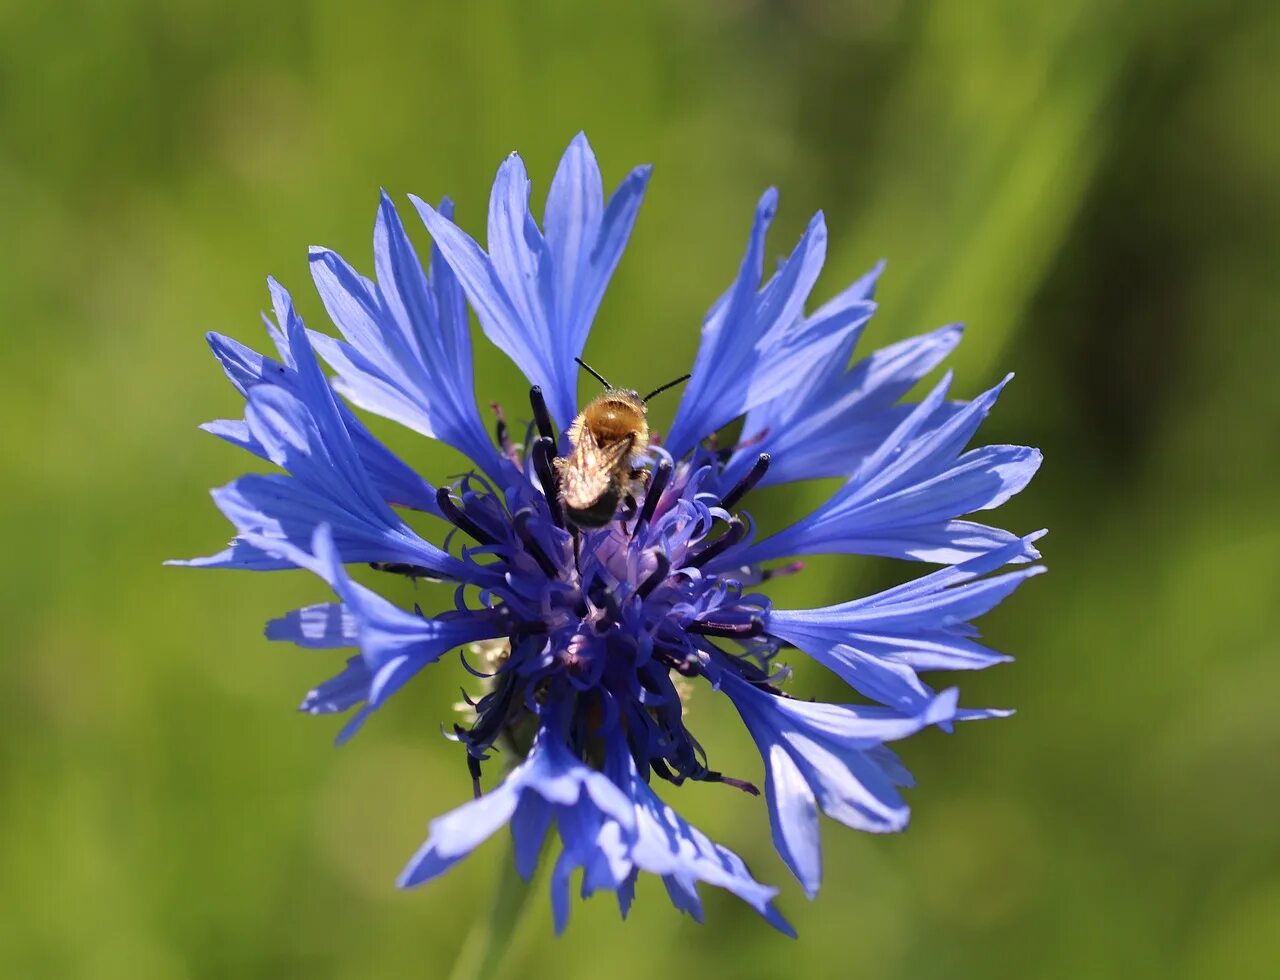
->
[175, 133, 1044, 934]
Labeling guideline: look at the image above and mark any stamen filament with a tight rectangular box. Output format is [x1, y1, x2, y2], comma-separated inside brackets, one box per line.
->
[688, 616, 764, 638]
[684, 517, 746, 569]
[720, 453, 770, 512]
[632, 457, 673, 538]
[368, 561, 439, 579]
[531, 437, 564, 527]
[529, 386, 556, 443]
[636, 553, 671, 600]
[436, 487, 499, 546]
[513, 511, 559, 578]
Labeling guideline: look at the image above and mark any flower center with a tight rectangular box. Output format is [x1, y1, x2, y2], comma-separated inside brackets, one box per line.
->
[432, 392, 785, 796]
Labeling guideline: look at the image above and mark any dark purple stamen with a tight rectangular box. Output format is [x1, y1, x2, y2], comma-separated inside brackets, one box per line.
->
[436, 487, 498, 546]
[636, 552, 671, 600]
[582, 573, 622, 624]
[531, 436, 563, 527]
[650, 758, 679, 784]
[717, 654, 788, 696]
[529, 386, 556, 443]
[513, 511, 559, 578]
[684, 517, 746, 569]
[632, 457, 673, 538]
[467, 753, 483, 799]
[368, 561, 439, 579]
[596, 590, 622, 629]
[669, 657, 701, 677]
[720, 453, 770, 512]
[688, 615, 764, 638]
[461, 671, 521, 760]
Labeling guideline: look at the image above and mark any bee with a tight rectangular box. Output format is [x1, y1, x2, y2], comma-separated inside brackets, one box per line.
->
[555, 359, 690, 529]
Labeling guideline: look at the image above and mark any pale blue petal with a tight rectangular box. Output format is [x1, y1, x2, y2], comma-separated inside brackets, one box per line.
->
[307, 194, 500, 475]
[413, 136, 649, 430]
[265, 603, 355, 647]
[724, 672, 965, 890]
[728, 322, 964, 487]
[738, 376, 1041, 566]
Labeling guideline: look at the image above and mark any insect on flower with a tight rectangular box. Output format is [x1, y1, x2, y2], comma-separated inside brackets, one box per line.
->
[555, 358, 689, 529]
[172, 132, 1045, 935]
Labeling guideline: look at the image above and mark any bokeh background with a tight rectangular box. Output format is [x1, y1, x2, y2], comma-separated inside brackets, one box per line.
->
[3, 1, 1278, 977]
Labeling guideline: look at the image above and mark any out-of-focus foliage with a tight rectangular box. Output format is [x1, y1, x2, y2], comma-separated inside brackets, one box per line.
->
[2, 1, 1278, 977]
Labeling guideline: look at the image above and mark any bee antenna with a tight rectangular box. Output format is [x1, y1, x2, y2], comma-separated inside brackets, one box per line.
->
[574, 357, 612, 389]
[642, 373, 692, 403]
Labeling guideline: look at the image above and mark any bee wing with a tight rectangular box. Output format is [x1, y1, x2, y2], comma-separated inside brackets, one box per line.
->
[558, 429, 634, 509]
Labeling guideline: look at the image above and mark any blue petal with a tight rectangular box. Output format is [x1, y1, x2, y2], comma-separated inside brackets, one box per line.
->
[265, 603, 355, 647]
[306, 194, 501, 475]
[738, 375, 1042, 565]
[298, 655, 370, 714]
[802, 259, 885, 380]
[847, 632, 1012, 673]
[726, 321, 964, 487]
[761, 743, 822, 897]
[399, 777, 524, 887]
[611, 747, 793, 934]
[768, 536, 1045, 707]
[559, 795, 630, 901]
[413, 135, 650, 430]
[511, 794, 554, 880]
[722, 672, 962, 893]
[176, 293, 478, 577]
[667, 194, 863, 457]
[802, 645, 934, 711]
[203, 283, 441, 512]
[179, 397, 466, 579]
[316, 530, 499, 678]
[544, 133, 651, 386]
[398, 713, 621, 889]
[396, 712, 792, 934]
[544, 738, 792, 934]
[205, 329, 278, 395]
[245, 527, 505, 734]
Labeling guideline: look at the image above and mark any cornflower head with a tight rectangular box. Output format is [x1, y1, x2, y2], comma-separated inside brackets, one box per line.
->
[174, 134, 1044, 935]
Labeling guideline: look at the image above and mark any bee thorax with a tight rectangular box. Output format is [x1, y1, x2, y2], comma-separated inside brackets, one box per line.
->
[556, 392, 650, 529]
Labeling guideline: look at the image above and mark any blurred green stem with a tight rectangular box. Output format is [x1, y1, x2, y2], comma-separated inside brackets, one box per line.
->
[446, 837, 535, 980]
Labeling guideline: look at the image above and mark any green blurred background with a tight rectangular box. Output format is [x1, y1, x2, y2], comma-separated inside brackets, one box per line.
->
[3, 1, 1278, 977]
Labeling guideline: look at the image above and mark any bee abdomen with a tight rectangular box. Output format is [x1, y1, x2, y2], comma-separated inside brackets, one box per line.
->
[564, 486, 622, 529]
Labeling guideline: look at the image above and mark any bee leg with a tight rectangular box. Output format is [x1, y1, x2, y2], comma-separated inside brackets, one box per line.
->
[571, 527, 581, 574]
